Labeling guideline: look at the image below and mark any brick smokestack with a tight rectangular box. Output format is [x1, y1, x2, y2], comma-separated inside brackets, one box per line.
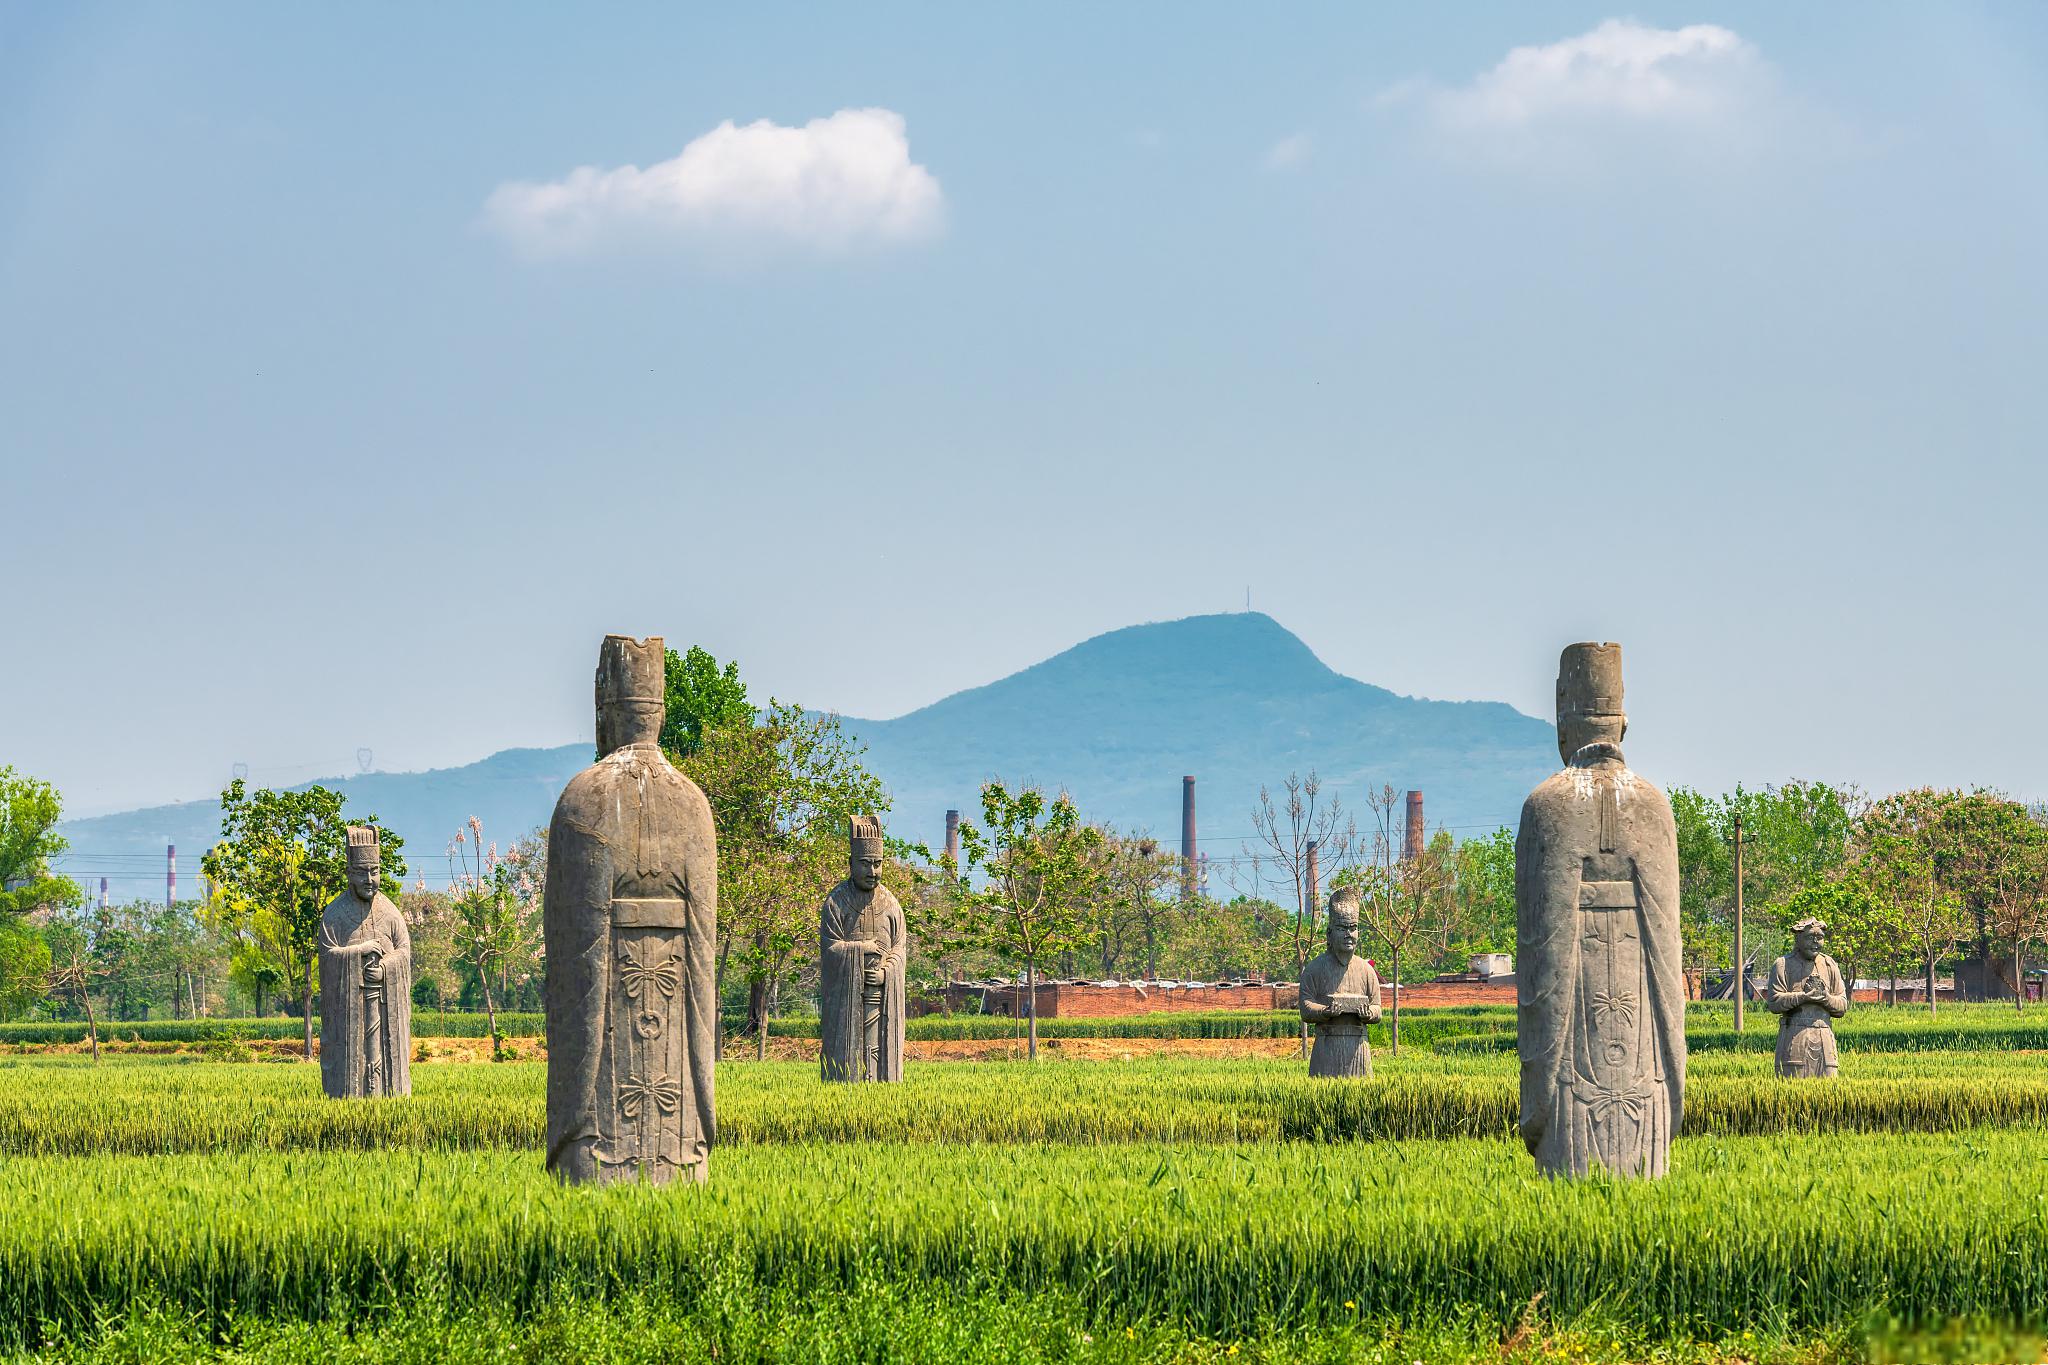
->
[98, 877, 108, 910]
[167, 843, 177, 908]
[1402, 792, 1424, 863]
[1180, 775, 1197, 899]
[1305, 839, 1320, 912]
[943, 809, 960, 869]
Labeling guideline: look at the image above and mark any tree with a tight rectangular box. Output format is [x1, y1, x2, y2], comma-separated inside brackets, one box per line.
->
[1449, 827, 1517, 960]
[1779, 878, 1884, 988]
[1977, 808, 2048, 1013]
[41, 907, 105, 1061]
[1242, 771, 1354, 1054]
[1858, 791, 1971, 1015]
[673, 696, 887, 1060]
[1669, 786, 1733, 980]
[0, 915, 50, 1021]
[400, 884, 462, 1021]
[661, 645, 754, 760]
[1088, 831, 1181, 979]
[954, 783, 1104, 1061]
[445, 817, 541, 1059]
[1346, 787, 1455, 1055]
[0, 767, 81, 917]
[200, 780, 406, 1060]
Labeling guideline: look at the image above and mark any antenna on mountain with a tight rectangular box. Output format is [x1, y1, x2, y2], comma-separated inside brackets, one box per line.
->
[1245, 586, 1250, 612]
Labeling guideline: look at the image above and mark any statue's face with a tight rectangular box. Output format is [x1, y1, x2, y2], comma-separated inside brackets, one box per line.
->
[1557, 713, 1626, 764]
[1327, 913, 1360, 957]
[851, 851, 883, 893]
[346, 860, 378, 903]
[597, 698, 663, 755]
[1795, 926, 1825, 958]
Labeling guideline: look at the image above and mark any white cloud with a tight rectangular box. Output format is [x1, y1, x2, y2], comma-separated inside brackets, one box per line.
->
[1388, 19, 1769, 132]
[1264, 132, 1312, 170]
[483, 108, 944, 262]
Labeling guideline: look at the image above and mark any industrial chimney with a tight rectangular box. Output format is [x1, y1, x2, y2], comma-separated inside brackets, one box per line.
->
[1180, 775, 1198, 899]
[943, 809, 960, 870]
[1402, 792, 1424, 863]
[167, 843, 177, 909]
[98, 877, 108, 910]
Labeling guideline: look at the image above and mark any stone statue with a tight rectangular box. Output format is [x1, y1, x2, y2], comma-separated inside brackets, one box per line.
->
[1515, 642, 1686, 1178]
[1299, 886, 1383, 1078]
[819, 814, 907, 1083]
[1767, 916, 1848, 1078]
[544, 634, 718, 1185]
[318, 826, 412, 1099]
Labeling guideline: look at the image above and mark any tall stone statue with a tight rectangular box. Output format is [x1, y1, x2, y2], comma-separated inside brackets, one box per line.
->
[318, 826, 412, 1099]
[1516, 643, 1686, 1178]
[1299, 886, 1383, 1078]
[1767, 917, 1848, 1078]
[819, 814, 907, 1083]
[544, 634, 718, 1185]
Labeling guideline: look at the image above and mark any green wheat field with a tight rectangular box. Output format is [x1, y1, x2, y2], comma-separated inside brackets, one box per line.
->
[0, 1005, 2043, 1363]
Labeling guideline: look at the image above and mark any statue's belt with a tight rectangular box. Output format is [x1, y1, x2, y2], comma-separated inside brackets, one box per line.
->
[1578, 880, 1637, 910]
[612, 896, 691, 929]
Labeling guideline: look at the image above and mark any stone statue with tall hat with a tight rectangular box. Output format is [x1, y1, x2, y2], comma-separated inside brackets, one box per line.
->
[544, 634, 719, 1185]
[1299, 885, 1383, 1078]
[1515, 642, 1686, 1178]
[318, 825, 413, 1098]
[819, 814, 907, 1083]
[1766, 917, 1848, 1077]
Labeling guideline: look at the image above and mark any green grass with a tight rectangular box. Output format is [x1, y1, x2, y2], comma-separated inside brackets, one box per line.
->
[0, 1133, 2043, 1350]
[4, 1050, 2046, 1156]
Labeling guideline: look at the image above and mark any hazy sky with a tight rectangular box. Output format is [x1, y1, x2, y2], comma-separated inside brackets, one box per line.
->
[4, 3, 2045, 818]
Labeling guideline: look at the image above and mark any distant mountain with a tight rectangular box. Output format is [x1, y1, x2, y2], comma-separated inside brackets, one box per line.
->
[62, 613, 1558, 900]
[838, 612, 1556, 853]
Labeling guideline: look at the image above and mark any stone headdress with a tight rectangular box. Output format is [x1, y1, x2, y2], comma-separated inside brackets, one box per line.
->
[1327, 885, 1362, 919]
[1791, 916, 1827, 935]
[849, 815, 885, 856]
[1557, 642, 1625, 725]
[596, 634, 665, 706]
[345, 825, 380, 869]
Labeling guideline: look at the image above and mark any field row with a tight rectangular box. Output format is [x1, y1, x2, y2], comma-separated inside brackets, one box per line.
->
[9, 1001, 2043, 1051]
[0, 1132, 2041, 1349]
[3, 1053, 2045, 1154]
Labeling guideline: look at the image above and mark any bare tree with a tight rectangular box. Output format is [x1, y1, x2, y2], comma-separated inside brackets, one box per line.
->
[1354, 785, 1455, 1055]
[1242, 772, 1355, 1055]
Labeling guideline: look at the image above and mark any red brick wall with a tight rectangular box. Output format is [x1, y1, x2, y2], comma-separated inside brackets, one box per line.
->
[934, 979, 1514, 1017]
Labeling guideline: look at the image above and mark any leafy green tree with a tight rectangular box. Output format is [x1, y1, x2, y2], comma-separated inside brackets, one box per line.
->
[1779, 877, 1884, 988]
[1858, 790, 1972, 1015]
[674, 697, 888, 1059]
[661, 645, 754, 760]
[1449, 826, 1516, 959]
[954, 783, 1104, 1061]
[0, 767, 81, 917]
[199, 781, 406, 1059]
[0, 917, 50, 1021]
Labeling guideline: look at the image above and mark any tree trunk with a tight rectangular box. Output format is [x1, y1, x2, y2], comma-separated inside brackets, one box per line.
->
[77, 955, 100, 1064]
[1146, 923, 1157, 981]
[1390, 946, 1402, 1056]
[1026, 957, 1039, 1062]
[2017, 940, 2026, 1015]
[301, 960, 315, 1061]
[478, 963, 502, 1059]
[255, 981, 266, 1018]
[1927, 939, 1938, 1017]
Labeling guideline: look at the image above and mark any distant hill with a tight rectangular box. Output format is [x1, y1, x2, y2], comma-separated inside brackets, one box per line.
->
[838, 612, 1555, 853]
[61, 613, 1558, 900]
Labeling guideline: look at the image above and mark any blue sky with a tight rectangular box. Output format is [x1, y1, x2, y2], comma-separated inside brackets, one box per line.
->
[4, 3, 2045, 816]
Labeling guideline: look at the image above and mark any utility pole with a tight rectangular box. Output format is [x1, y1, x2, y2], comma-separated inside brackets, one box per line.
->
[1726, 814, 1755, 1037]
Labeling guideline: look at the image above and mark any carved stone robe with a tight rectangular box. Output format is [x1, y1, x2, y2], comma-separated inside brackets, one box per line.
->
[819, 880, 906, 1082]
[1300, 950, 1383, 1078]
[1767, 951, 1847, 1078]
[1516, 742, 1686, 1178]
[544, 741, 718, 1185]
[318, 890, 412, 1099]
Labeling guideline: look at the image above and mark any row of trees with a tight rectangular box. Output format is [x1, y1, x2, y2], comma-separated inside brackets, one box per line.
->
[1670, 782, 2048, 1011]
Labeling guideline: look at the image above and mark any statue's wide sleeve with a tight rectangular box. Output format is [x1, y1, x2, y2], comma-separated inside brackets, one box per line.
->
[1515, 784, 1581, 1154]
[544, 783, 611, 1173]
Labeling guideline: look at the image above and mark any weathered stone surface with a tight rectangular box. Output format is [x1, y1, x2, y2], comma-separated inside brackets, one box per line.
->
[1516, 642, 1686, 1179]
[819, 814, 906, 1083]
[318, 826, 412, 1099]
[1299, 887, 1382, 1078]
[544, 635, 718, 1185]
[1768, 918, 1848, 1078]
